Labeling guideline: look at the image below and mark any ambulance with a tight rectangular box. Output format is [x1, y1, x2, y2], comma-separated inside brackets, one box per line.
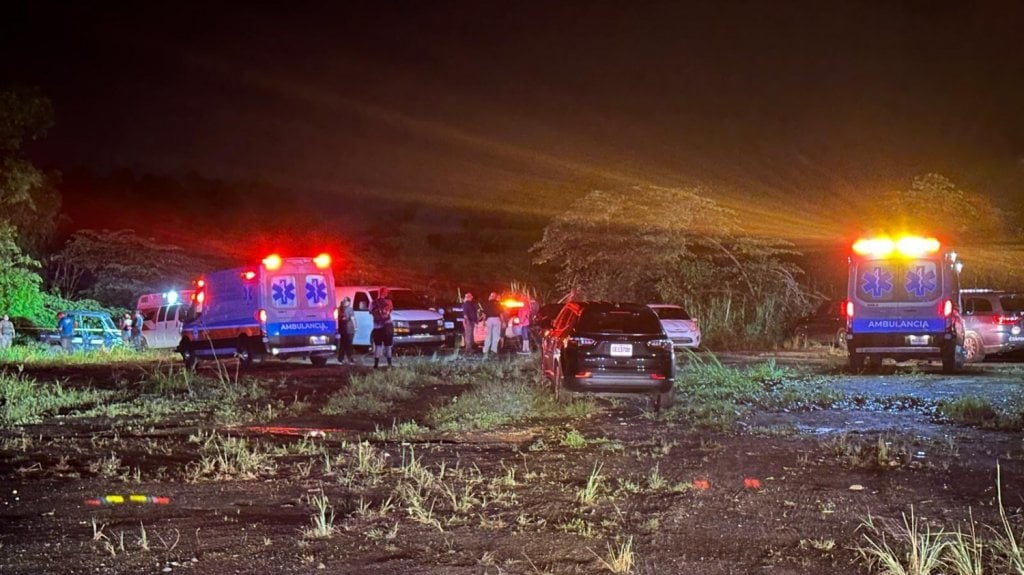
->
[178, 254, 337, 367]
[845, 236, 965, 373]
[136, 290, 195, 349]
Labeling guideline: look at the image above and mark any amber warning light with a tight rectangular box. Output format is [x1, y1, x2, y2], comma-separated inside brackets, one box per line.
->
[852, 236, 940, 258]
[262, 254, 283, 270]
[313, 253, 331, 269]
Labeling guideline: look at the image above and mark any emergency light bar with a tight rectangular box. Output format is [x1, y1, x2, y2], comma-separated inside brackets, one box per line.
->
[852, 236, 940, 258]
[314, 253, 331, 269]
[501, 299, 524, 309]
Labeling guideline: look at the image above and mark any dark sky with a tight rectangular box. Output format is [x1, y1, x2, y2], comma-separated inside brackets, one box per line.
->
[5, 1, 1024, 238]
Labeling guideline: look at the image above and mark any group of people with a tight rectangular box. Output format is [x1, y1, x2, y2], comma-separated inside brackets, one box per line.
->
[461, 292, 532, 357]
[335, 287, 395, 368]
[120, 311, 145, 351]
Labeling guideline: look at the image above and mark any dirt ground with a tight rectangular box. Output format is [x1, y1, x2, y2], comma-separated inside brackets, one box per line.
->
[2, 352, 1024, 574]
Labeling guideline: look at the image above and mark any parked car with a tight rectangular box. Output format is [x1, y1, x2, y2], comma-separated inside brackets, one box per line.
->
[540, 302, 675, 409]
[647, 304, 701, 350]
[38, 311, 124, 352]
[960, 289, 1024, 362]
[790, 300, 846, 348]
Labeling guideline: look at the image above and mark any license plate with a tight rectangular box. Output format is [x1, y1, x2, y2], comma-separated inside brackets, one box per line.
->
[908, 335, 929, 346]
[310, 335, 328, 345]
[609, 343, 633, 357]
[444, 321, 454, 329]
[1009, 336, 1024, 342]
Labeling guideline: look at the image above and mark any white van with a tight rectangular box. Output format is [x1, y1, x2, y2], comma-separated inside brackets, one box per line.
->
[335, 286, 445, 349]
[136, 290, 195, 349]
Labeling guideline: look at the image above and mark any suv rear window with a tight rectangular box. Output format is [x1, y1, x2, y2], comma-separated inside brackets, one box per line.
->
[578, 309, 662, 334]
[652, 307, 691, 320]
[1000, 296, 1024, 315]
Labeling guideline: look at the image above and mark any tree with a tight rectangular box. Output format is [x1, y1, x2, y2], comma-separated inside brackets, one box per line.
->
[871, 173, 1006, 245]
[532, 185, 809, 345]
[0, 85, 60, 255]
[51, 230, 210, 308]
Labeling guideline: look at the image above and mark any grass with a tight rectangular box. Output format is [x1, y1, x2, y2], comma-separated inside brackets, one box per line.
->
[595, 537, 635, 574]
[560, 428, 588, 449]
[185, 431, 277, 481]
[0, 368, 114, 426]
[666, 353, 842, 430]
[857, 509, 948, 575]
[577, 463, 604, 506]
[936, 396, 1020, 430]
[303, 493, 336, 539]
[0, 344, 174, 366]
[322, 368, 429, 416]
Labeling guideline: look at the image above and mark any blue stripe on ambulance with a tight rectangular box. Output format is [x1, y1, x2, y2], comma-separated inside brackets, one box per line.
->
[850, 318, 946, 333]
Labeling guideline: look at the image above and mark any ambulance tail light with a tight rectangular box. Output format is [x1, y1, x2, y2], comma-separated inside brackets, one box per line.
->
[314, 253, 331, 269]
[333, 308, 339, 321]
[262, 254, 282, 270]
[844, 300, 854, 319]
[256, 309, 267, 330]
[196, 291, 205, 304]
[941, 299, 954, 317]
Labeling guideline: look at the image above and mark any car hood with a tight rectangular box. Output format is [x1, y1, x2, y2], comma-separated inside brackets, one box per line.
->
[392, 310, 442, 322]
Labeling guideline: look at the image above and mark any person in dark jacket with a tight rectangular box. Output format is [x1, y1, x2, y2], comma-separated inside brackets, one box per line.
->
[461, 293, 478, 353]
[337, 296, 356, 364]
[370, 288, 394, 368]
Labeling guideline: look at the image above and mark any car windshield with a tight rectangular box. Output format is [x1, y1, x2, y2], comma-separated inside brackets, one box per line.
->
[651, 307, 691, 320]
[384, 290, 425, 311]
[1000, 296, 1024, 315]
[578, 309, 663, 334]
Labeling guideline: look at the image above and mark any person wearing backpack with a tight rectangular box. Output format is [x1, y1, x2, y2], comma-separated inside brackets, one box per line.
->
[370, 288, 395, 368]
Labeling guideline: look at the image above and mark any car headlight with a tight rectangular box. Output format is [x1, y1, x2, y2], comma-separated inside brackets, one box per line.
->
[394, 321, 409, 328]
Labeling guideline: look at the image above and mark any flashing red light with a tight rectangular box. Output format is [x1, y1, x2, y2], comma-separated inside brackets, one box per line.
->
[941, 299, 954, 317]
[845, 300, 854, 318]
[196, 279, 205, 288]
[313, 253, 331, 269]
[242, 271, 256, 280]
[262, 254, 282, 270]
[196, 291, 205, 304]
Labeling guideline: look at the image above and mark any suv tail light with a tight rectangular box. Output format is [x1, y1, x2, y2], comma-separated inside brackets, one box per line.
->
[995, 316, 1020, 325]
[566, 336, 596, 347]
[647, 339, 674, 351]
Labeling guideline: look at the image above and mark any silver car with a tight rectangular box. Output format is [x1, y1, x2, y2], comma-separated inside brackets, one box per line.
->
[647, 304, 701, 350]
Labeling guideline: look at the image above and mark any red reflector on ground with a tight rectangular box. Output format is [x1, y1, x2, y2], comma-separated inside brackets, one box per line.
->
[744, 478, 762, 490]
[693, 479, 711, 491]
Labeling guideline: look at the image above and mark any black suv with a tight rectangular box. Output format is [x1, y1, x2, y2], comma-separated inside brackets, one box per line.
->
[790, 300, 846, 348]
[540, 302, 675, 408]
[960, 289, 1024, 362]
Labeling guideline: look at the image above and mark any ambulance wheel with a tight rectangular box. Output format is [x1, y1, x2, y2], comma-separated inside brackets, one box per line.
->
[793, 327, 808, 349]
[941, 343, 959, 374]
[964, 333, 985, 363]
[236, 337, 255, 367]
[309, 355, 328, 367]
[180, 341, 198, 370]
[833, 328, 847, 349]
[849, 351, 866, 372]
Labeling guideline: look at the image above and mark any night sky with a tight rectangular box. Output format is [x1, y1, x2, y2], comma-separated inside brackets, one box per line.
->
[5, 1, 1024, 241]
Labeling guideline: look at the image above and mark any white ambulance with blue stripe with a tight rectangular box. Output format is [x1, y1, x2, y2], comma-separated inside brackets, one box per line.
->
[845, 236, 965, 373]
[177, 254, 337, 367]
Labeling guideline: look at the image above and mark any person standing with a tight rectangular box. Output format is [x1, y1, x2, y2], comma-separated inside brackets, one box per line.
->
[0, 314, 15, 350]
[57, 312, 75, 354]
[337, 296, 356, 364]
[370, 287, 395, 368]
[121, 313, 132, 345]
[481, 292, 503, 357]
[461, 293, 478, 354]
[518, 299, 532, 354]
[131, 310, 145, 351]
